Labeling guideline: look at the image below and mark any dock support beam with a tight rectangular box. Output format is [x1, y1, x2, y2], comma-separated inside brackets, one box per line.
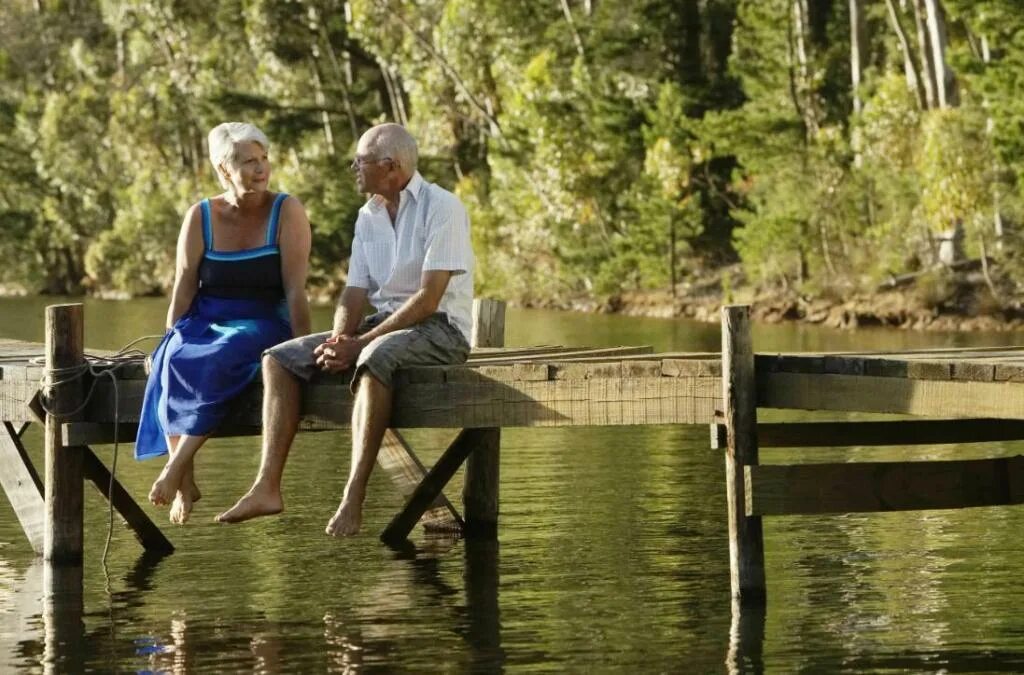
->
[44, 304, 85, 565]
[463, 299, 505, 538]
[721, 306, 766, 603]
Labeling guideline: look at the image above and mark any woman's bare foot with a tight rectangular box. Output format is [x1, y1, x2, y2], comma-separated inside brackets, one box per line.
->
[169, 481, 202, 525]
[216, 484, 283, 524]
[325, 497, 363, 537]
[149, 462, 187, 506]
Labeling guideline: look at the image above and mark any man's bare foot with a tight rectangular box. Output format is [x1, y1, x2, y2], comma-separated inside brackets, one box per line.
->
[149, 463, 187, 506]
[216, 485, 283, 524]
[325, 498, 363, 537]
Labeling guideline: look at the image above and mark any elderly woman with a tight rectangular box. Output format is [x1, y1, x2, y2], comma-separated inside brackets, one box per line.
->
[137, 122, 312, 524]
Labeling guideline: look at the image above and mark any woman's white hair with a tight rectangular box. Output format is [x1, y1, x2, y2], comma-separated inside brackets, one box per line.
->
[365, 123, 418, 173]
[208, 122, 271, 189]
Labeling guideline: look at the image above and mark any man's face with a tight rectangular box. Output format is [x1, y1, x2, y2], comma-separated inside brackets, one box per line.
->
[351, 133, 393, 194]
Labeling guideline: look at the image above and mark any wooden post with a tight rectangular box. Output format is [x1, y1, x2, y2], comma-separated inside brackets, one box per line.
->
[463, 298, 505, 538]
[44, 304, 85, 565]
[721, 305, 766, 603]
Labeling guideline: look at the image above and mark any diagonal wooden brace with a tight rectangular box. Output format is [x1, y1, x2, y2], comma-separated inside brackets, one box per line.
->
[0, 422, 45, 554]
[377, 429, 464, 533]
[380, 429, 482, 545]
[81, 447, 174, 554]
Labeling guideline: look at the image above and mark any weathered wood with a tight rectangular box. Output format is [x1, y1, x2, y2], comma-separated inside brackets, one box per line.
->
[738, 419, 1024, 447]
[746, 456, 1024, 516]
[758, 372, 1024, 419]
[376, 430, 463, 533]
[44, 304, 85, 565]
[721, 306, 766, 604]
[0, 422, 45, 553]
[381, 429, 479, 545]
[0, 378, 42, 424]
[464, 298, 504, 538]
[81, 447, 174, 554]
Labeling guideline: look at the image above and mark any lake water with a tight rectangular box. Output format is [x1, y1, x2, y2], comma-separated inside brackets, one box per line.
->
[1, 297, 1023, 672]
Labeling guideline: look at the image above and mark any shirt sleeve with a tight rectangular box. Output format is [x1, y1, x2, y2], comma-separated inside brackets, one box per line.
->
[346, 219, 371, 289]
[422, 195, 473, 276]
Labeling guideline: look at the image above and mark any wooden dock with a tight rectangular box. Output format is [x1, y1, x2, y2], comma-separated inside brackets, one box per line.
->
[2, 303, 1024, 605]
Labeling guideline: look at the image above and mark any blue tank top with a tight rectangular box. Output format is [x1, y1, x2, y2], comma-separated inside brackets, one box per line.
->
[198, 193, 288, 303]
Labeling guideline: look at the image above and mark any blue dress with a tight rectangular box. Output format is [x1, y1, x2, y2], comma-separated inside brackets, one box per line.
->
[135, 193, 294, 459]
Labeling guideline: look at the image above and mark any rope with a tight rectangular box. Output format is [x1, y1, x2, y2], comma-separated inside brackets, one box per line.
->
[33, 335, 164, 566]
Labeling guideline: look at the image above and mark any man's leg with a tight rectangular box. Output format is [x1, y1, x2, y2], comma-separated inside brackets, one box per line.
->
[325, 371, 393, 536]
[216, 354, 303, 523]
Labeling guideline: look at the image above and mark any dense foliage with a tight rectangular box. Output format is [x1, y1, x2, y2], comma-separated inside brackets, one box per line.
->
[1, 0, 1022, 306]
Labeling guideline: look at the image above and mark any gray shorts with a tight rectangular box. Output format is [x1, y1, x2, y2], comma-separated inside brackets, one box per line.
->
[265, 312, 470, 391]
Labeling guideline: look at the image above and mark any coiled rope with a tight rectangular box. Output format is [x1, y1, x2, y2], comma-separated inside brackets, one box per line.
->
[33, 334, 164, 566]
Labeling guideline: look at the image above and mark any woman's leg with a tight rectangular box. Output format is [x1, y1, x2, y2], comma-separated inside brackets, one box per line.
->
[165, 435, 202, 524]
[149, 434, 208, 514]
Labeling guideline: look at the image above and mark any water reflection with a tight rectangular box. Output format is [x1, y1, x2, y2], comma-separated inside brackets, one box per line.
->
[726, 598, 765, 675]
[42, 563, 84, 674]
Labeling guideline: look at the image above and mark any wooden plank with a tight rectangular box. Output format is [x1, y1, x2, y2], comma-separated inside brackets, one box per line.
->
[466, 345, 653, 365]
[376, 430, 463, 533]
[381, 429, 479, 545]
[85, 374, 723, 428]
[81, 447, 174, 554]
[44, 303, 85, 565]
[0, 422, 45, 554]
[0, 379, 43, 423]
[746, 456, 1024, 516]
[758, 372, 1024, 420]
[721, 306, 766, 604]
[754, 419, 1024, 447]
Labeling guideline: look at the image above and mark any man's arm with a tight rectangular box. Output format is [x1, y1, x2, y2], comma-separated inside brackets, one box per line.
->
[332, 285, 369, 337]
[316, 270, 452, 373]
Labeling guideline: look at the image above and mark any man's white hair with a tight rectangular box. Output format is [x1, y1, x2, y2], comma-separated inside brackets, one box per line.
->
[208, 122, 271, 189]
[365, 123, 418, 173]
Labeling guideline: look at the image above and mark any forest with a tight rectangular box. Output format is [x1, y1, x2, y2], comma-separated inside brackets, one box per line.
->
[1, 0, 1022, 317]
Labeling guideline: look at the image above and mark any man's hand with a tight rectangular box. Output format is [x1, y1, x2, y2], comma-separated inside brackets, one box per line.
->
[314, 335, 366, 373]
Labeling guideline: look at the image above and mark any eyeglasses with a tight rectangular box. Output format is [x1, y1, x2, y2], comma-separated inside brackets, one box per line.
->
[350, 156, 393, 170]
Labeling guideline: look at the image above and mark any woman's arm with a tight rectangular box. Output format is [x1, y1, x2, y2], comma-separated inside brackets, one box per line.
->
[165, 204, 204, 330]
[278, 196, 312, 337]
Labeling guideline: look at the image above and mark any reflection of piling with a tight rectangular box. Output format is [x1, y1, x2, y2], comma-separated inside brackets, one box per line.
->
[463, 539, 503, 669]
[726, 598, 765, 675]
[721, 306, 766, 603]
[44, 304, 85, 565]
[43, 563, 85, 674]
[463, 299, 505, 538]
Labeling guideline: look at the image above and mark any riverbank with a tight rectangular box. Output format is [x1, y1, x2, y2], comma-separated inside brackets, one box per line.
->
[543, 265, 1024, 333]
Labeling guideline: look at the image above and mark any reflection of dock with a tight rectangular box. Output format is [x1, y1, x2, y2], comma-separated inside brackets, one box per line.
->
[2, 304, 1024, 606]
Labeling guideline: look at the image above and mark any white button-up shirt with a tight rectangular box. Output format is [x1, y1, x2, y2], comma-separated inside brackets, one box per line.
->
[347, 171, 475, 342]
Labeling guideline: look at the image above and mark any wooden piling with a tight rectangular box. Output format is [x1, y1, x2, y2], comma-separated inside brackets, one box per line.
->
[463, 299, 505, 538]
[44, 304, 85, 565]
[721, 306, 766, 603]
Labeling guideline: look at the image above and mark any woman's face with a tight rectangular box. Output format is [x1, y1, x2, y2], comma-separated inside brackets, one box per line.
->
[223, 141, 270, 195]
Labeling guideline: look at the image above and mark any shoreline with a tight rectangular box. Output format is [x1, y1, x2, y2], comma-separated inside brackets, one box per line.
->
[5, 283, 1024, 333]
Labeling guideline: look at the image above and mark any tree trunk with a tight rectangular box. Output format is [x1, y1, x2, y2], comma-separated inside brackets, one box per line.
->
[884, 0, 927, 109]
[912, 0, 938, 109]
[791, 0, 819, 140]
[849, 0, 867, 116]
[923, 0, 958, 107]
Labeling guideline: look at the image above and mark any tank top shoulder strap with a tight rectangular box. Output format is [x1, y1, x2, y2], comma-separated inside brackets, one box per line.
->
[265, 193, 289, 246]
[200, 199, 213, 251]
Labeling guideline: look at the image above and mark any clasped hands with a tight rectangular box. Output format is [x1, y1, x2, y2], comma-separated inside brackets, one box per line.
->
[314, 334, 367, 373]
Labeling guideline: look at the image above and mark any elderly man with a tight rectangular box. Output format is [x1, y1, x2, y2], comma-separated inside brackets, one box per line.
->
[217, 123, 474, 535]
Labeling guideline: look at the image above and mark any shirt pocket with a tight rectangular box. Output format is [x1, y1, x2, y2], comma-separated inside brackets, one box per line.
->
[362, 241, 394, 286]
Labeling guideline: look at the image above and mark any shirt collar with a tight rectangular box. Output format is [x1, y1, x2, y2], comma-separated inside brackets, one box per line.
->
[365, 171, 424, 213]
[402, 171, 424, 203]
